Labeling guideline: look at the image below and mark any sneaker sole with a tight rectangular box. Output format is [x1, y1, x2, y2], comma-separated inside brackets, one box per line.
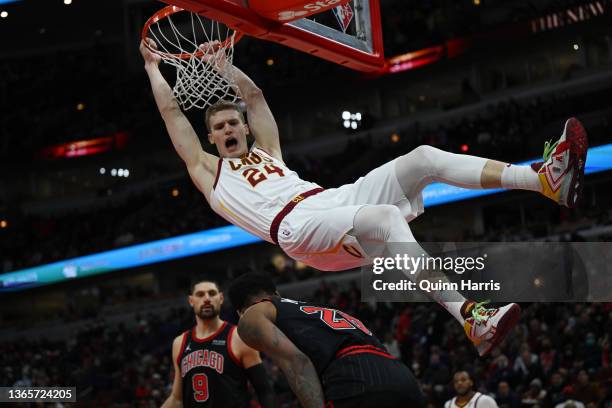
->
[479, 303, 521, 356]
[564, 118, 588, 208]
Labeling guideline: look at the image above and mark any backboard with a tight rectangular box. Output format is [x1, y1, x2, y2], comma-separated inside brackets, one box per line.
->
[158, 0, 385, 73]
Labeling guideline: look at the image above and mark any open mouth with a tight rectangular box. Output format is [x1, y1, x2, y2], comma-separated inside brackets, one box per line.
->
[225, 137, 238, 149]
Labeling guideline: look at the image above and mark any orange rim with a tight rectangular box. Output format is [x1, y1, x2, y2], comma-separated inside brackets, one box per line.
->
[141, 5, 244, 60]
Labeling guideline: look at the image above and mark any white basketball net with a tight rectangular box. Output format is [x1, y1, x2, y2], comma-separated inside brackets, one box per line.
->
[146, 9, 239, 110]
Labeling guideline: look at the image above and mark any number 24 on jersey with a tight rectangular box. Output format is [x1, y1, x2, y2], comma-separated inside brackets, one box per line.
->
[242, 164, 285, 187]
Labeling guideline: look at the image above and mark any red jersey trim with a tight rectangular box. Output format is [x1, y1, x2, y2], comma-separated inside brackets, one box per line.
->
[212, 158, 223, 190]
[269, 187, 325, 244]
[192, 321, 228, 343]
[177, 330, 190, 368]
[253, 145, 273, 158]
[335, 344, 395, 360]
[227, 325, 244, 368]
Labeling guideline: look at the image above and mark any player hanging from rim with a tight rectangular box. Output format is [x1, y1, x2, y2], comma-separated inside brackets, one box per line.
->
[140, 38, 588, 357]
[162, 279, 278, 408]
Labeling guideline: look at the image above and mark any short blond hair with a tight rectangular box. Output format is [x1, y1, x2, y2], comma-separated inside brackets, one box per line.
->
[205, 100, 245, 132]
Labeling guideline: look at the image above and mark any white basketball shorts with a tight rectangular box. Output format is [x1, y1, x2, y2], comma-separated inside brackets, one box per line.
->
[277, 159, 424, 271]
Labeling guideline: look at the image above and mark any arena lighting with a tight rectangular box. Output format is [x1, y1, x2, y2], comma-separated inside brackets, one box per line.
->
[573, 43, 580, 50]
[0, 225, 262, 292]
[0, 11, 7, 18]
[64, 0, 72, 5]
[341, 110, 362, 130]
[39, 132, 129, 160]
[1, 143, 611, 292]
[107, 168, 130, 177]
[0, 220, 7, 228]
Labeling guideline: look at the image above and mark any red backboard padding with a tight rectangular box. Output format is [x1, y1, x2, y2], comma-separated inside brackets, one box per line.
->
[248, 0, 352, 23]
[159, 0, 385, 72]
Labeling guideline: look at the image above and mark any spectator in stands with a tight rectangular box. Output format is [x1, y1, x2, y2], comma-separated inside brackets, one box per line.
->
[422, 352, 451, 390]
[539, 336, 559, 377]
[546, 371, 569, 407]
[514, 344, 543, 384]
[573, 369, 603, 406]
[521, 378, 547, 406]
[495, 381, 519, 408]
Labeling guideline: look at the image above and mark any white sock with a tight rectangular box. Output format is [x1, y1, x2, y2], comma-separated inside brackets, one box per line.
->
[501, 164, 541, 192]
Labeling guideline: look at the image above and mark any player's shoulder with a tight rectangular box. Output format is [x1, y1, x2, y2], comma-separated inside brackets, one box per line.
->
[474, 393, 498, 407]
[246, 298, 278, 315]
[172, 329, 190, 347]
[187, 149, 217, 172]
[251, 143, 283, 163]
[278, 297, 305, 305]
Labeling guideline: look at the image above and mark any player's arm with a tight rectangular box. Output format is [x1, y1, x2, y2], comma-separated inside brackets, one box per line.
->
[161, 335, 184, 408]
[231, 65, 282, 161]
[238, 302, 325, 408]
[232, 330, 279, 408]
[201, 42, 282, 161]
[140, 39, 218, 199]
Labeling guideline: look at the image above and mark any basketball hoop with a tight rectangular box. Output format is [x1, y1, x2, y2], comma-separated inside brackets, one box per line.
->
[142, 5, 244, 110]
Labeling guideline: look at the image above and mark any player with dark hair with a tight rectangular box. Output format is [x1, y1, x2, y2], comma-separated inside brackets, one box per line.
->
[141, 38, 588, 356]
[445, 371, 499, 408]
[227, 273, 426, 408]
[162, 279, 278, 408]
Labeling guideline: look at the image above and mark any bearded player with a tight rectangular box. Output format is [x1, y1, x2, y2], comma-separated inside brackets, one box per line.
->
[140, 39, 588, 357]
[445, 371, 499, 408]
[162, 279, 277, 408]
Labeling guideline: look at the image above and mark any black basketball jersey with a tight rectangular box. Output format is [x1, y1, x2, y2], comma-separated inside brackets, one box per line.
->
[177, 322, 249, 408]
[270, 297, 386, 376]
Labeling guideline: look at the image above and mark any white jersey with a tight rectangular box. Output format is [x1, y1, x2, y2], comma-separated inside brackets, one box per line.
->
[445, 393, 498, 408]
[209, 146, 321, 243]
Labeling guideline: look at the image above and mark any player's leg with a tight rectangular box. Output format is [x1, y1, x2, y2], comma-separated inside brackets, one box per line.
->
[351, 204, 520, 356]
[395, 144, 540, 194]
[396, 118, 588, 207]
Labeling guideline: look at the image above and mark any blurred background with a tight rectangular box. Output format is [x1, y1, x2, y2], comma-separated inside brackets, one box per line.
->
[1, 0, 612, 406]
